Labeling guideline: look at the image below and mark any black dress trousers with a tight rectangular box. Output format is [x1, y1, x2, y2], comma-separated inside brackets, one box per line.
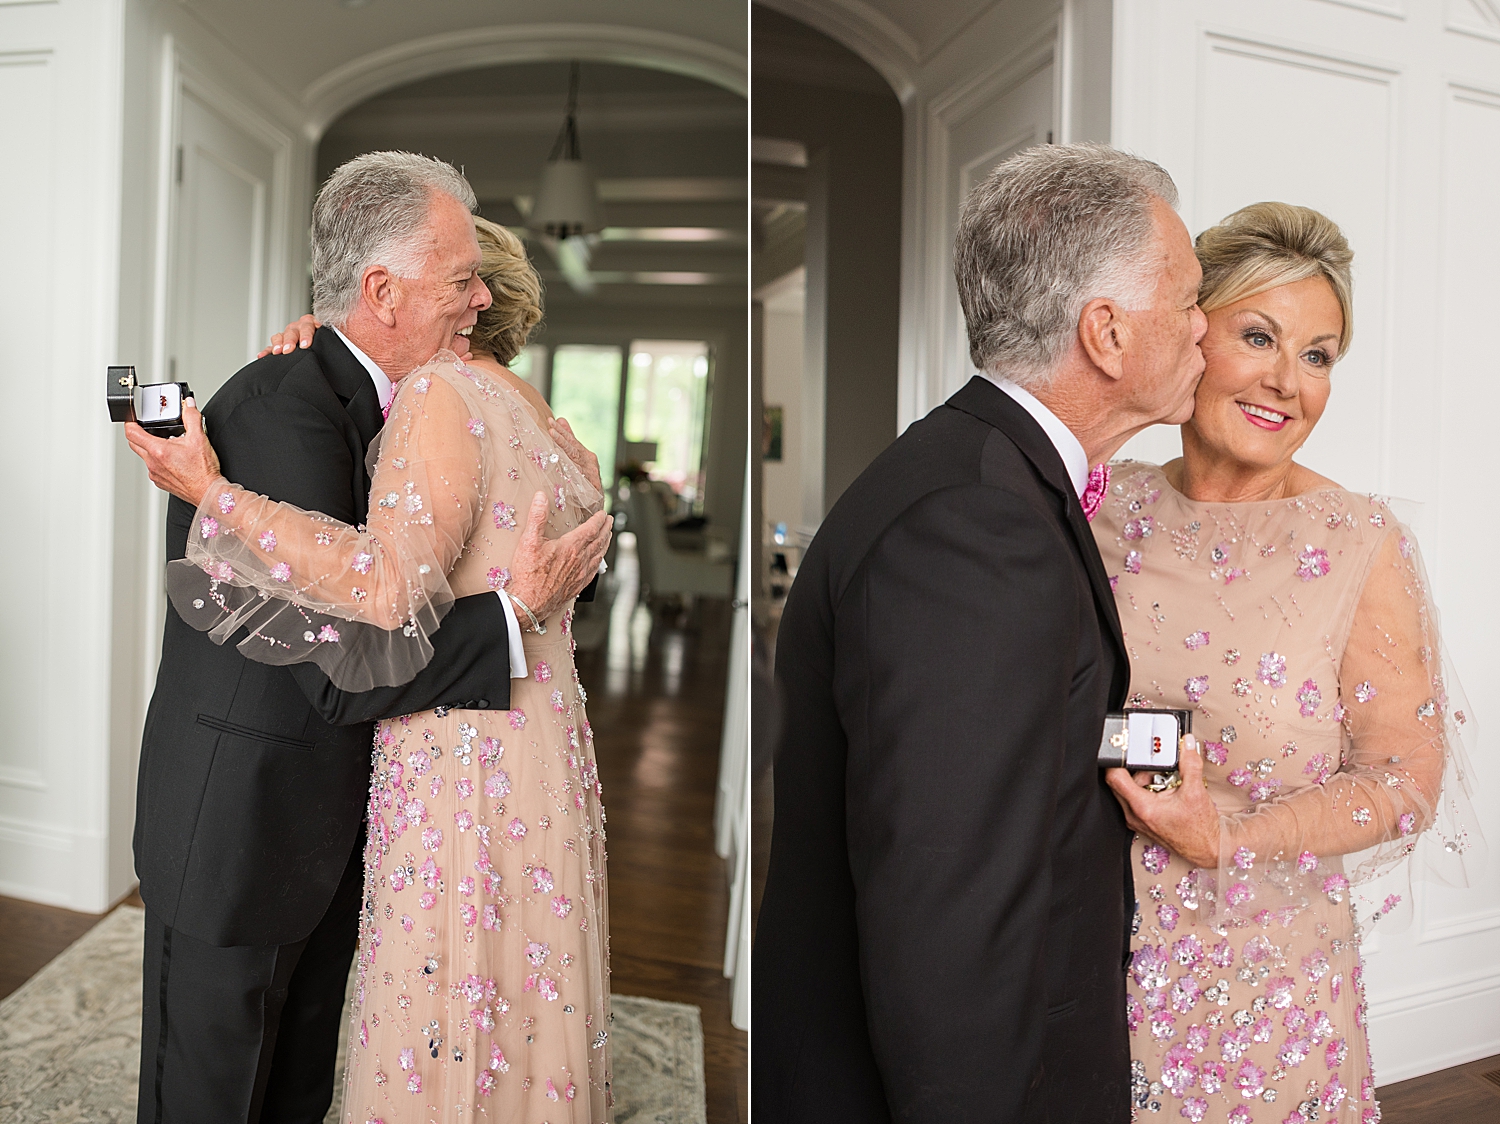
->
[138, 837, 363, 1124]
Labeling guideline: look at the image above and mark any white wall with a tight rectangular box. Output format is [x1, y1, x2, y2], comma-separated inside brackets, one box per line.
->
[1110, 0, 1500, 1081]
[0, 0, 318, 913]
[0, 0, 128, 910]
[0, 0, 306, 910]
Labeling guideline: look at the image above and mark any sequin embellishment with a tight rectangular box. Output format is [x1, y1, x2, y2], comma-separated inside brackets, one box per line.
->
[1257, 652, 1288, 689]
[1296, 679, 1322, 718]
[1296, 545, 1331, 581]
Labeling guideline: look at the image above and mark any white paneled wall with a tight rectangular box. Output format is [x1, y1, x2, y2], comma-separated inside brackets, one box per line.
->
[899, 0, 1115, 425]
[0, 0, 126, 909]
[0, 0, 312, 911]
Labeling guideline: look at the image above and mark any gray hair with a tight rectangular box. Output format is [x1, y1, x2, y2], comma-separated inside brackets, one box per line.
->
[311, 151, 478, 324]
[954, 142, 1180, 386]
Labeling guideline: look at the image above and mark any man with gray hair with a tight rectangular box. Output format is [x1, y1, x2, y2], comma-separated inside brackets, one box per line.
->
[755, 143, 1206, 1122]
[130, 151, 610, 1124]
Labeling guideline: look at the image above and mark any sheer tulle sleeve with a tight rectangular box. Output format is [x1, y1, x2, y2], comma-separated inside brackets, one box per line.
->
[1217, 520, 1483, 929]
[165, 354, 491, 691]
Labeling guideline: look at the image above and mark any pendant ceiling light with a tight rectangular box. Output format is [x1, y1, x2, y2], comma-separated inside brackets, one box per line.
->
[531, 62, 603, 239]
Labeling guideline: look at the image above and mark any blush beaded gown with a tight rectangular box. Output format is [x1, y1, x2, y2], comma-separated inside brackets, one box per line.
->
[168, 353, 612, 1123]
[1093, 462, 1478, 1124]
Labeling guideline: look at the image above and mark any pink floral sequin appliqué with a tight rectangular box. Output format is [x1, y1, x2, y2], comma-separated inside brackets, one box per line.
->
[1296, 679, 1322, 717]
[1296, 544, 1331, 581]
[1257, 651, 1288, 688]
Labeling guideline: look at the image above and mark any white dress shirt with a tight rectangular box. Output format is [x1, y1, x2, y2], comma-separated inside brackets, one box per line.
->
[333, 326, 526, 681]
[982, 373, 1090, 499]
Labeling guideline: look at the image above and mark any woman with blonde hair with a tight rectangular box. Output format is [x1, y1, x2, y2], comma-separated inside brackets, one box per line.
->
[1094, 202, 1479, 1123]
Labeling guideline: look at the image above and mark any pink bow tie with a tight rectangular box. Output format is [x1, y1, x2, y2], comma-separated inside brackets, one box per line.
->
[381, 400, 391, 421]
[1080, 463, 1110, 522]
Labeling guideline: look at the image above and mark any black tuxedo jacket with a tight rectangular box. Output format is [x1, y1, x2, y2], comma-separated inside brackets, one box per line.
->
[135, 328, 515, 948]
[754, 377, 1134, 1123]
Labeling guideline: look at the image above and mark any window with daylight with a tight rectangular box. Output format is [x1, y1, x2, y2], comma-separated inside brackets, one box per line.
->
[623, 340, 712, 504]
[548, 345, 622, 492]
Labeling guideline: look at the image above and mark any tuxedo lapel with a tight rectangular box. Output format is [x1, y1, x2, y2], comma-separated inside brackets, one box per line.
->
[311, 328, 385, 451]
[947, 377, 1127, 665]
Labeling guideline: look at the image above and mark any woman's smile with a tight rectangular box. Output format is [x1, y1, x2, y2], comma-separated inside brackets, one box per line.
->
[1237, 401, 1290, 430]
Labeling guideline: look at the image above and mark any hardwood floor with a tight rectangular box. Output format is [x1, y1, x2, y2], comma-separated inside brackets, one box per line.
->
[575, 592, 747, 1124]
[1378, 1053, 1500, 1123]
[0, 896, 103, 1002]
[0, 584, 746, 1123]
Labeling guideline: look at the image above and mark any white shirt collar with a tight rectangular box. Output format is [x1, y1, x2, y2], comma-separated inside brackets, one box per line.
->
[982, 373, 1090, 498]
[331, 326, 395, 415]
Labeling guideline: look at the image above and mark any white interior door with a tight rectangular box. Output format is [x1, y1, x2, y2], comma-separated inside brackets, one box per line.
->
[169, 89, 276, 405]
[1114, 0, 1500, 1083]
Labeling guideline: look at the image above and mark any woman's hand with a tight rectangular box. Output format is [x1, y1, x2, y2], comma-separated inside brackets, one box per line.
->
[1105, 734, 1221, 868]
[124, 398, 223, 506]
[549, 416, 604, 495]
[258, 314, 321, 358]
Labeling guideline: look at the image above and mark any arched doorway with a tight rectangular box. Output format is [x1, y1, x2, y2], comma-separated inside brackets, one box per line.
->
[752, 5, 903, 537]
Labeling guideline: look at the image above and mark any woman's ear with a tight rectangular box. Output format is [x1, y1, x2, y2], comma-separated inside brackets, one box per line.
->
[1078, 296, 1129, 382]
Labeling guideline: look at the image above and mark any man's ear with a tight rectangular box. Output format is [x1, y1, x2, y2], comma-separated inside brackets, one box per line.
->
[1079, 296, 1128, 382]
[360, 266, 400, 329]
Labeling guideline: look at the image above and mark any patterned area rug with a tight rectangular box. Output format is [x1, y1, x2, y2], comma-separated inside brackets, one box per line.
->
[0, 906, 706, 1124]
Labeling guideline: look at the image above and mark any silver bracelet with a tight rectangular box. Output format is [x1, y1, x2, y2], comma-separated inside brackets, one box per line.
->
[508, 593, 547, 635]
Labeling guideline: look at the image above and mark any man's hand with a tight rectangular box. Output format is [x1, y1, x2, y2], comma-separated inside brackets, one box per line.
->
[506, 491, 612, 623]
[123, 399, 222, 506]
[1105, 734, 1221, 868]
[548, 417, 604, 495]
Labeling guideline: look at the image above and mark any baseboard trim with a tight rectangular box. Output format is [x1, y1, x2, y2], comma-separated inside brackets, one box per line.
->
[1375, 1035, 1500, 1087]
[0, 878, 76, 910]
[1368, 964, 1500, 1084]
[0, 814, 74, 853]
[0, 814, 107, 912]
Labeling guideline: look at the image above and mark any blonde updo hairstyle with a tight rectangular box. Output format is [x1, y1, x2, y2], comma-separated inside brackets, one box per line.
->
[1195, 202, 1355, 358]
[470, 216, 543, 365]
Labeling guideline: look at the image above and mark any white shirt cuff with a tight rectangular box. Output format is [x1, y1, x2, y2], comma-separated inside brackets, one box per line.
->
[496, 590, 528, 679]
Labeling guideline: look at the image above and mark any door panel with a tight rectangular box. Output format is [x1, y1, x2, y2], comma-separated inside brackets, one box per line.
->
[939, 59, 1055, 398]
[170, 91, 275, 405]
